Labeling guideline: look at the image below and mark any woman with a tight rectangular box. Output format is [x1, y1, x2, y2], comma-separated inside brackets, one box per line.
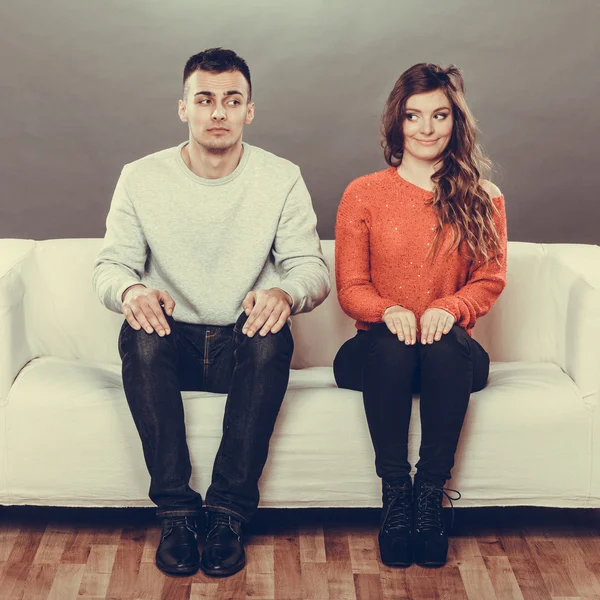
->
[334, 63, 507, 569]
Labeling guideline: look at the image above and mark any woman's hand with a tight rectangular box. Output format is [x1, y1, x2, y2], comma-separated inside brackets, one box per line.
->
[420, 308, 455, 344]
[383, 305, 418, 344]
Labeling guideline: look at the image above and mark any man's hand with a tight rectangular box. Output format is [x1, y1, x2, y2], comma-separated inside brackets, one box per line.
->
[383, 305, 418, 344]
[241, 288, 292, 337]
[420, 308, 455, 344]
[121, 284, 176, 336]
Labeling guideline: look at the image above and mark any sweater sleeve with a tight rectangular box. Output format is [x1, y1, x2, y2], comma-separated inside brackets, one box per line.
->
[92, 166, 149, 314]
[428, 195, 508, 329]
[272, 168, 331, 315]
[335, 182, 399, 322]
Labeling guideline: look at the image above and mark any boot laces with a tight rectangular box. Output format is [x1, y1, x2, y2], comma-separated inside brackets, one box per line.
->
[416, 481, 461, 531]
[382, 481, 412, 532]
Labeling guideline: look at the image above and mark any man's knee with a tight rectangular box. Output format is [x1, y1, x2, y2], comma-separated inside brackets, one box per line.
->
[235, 312, 293, 366]
[118, 320, 173, 365]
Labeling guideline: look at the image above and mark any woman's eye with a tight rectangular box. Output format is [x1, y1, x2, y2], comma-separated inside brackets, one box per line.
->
[435, 113, 448, 119]
[406, 114, 417, 120]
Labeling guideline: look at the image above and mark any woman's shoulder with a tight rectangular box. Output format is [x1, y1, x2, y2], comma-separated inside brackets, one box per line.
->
[343, 168, 394, 196]
[480, 179, 503, 199]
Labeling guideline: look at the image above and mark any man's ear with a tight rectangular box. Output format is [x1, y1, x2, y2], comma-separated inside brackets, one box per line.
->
[245, 102, 255, 125]
[178, 98, 188, 123]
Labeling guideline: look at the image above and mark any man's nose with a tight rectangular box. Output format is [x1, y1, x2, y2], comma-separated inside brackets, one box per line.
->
[212, 106, 226, 120]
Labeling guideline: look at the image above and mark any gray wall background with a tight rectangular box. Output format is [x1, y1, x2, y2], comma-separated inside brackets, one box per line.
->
[1, 0, 599, 243]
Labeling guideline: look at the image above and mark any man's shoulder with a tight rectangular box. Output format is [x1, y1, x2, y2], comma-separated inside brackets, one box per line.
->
[121, 145, 180, 179]
[246, 144, 300, 181]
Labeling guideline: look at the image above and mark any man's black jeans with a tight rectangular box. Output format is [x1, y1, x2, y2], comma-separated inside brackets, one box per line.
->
[118, 311, 294, 523]
[333, 323, 490, 486]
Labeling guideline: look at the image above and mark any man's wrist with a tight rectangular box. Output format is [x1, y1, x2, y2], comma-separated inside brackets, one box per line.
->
[121, 283, 145, 302]
[273, 287, 293, 307]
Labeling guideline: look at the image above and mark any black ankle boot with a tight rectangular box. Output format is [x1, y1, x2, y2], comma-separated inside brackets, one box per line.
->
[155, 516, 200, 576]
[201, 512, 246, 577]
[378, 477, 414, 567]
[413, 475, 461, 568]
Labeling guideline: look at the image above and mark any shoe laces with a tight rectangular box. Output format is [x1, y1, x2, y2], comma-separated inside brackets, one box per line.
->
[382, 480, 412, 532]
[416, 481, 461, 531]
[161, 516, 197, 539]
[206, 513, 240, 540]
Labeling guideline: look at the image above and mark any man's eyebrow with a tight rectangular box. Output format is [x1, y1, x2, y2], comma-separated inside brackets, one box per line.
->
[193, 90, 245, 97]
[405, 106, 451, 113]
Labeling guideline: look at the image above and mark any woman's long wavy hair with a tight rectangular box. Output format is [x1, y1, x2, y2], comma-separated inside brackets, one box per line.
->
[382, 63, 503, 265]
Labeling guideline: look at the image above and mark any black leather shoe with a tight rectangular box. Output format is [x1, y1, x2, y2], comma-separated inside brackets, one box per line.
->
[378, 477, 414, 567]
[155, 516, 200, 576]
[201, 512, 246, 577]
[413, 475, 461, 568]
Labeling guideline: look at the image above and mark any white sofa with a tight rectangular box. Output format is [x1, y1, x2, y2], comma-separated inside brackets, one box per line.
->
[1, 238, 599, 510]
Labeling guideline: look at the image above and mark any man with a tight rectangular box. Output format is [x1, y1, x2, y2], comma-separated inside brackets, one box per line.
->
[92, 47, 330, 577]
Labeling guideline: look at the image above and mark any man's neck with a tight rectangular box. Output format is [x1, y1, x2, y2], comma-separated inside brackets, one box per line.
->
[182, 139, 244, 180]
[397, 154, 442, 192]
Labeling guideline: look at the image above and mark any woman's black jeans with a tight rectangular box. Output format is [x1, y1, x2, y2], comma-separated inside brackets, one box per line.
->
[333, 323, 490, 487]
[118, 311, 294, 523]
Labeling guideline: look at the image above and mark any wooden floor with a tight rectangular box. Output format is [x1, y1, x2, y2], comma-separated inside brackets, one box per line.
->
[1, 506, 600, 600]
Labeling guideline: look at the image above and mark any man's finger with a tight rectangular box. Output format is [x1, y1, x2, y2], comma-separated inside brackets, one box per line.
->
[245, 305, 272, 337]
[131, 305, 154, 334]
[140, 301, 164, 335]
[148, 296, 170, 336]
[160, 290, 176, 317]
[270, 310, 290, 334]
[244, 296, 266, 333]
[242, 291, 256, 315]
[122, 306, 141, 330]
[259, 308, 282, 336]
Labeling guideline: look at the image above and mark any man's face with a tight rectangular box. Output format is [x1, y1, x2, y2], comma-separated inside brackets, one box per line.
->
[178, 70, 254, 152]
[401, 89, 454, 162]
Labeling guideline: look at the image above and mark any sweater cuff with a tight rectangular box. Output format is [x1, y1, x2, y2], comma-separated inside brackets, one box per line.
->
[116, 279, 144, 311]
[428, 297, 460, 322]
[275, 281, 302, 314]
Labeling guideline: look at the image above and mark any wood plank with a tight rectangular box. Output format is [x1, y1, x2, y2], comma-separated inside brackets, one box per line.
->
[301, 563, 329, 600]
[354, 573, 384, 600]
[77, 544, 119, 599]
[104, 527, 144, 600]
[274, 534, 302, 600]
[47, 563, 86, 600]
[299, 525, 326, 564]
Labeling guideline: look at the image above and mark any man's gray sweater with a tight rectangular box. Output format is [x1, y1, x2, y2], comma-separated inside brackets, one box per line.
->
[92, 142, 331, 325]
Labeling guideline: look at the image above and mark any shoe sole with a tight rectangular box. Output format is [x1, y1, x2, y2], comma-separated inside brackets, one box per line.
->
[201, 561, 245, 578]
[415, 560, 446, 568]
[156, 557, 200, 577]
[381, 560, 413, 568]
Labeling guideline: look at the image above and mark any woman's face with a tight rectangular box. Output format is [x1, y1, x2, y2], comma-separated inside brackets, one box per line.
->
[401, 89, 454, 163]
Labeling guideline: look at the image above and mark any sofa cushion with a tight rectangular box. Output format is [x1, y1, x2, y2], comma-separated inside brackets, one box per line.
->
[3, 357, 591, 507]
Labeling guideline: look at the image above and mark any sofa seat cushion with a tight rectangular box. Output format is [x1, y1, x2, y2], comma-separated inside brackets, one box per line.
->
[3, 357, 591, 507]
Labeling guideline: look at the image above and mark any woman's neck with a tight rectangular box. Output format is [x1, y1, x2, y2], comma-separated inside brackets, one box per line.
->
[397, 154, 442, 192]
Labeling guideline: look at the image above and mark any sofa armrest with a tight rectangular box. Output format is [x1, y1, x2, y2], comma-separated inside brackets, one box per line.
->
[543, 244, 600, 407]
[0, 239, 36, 405]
